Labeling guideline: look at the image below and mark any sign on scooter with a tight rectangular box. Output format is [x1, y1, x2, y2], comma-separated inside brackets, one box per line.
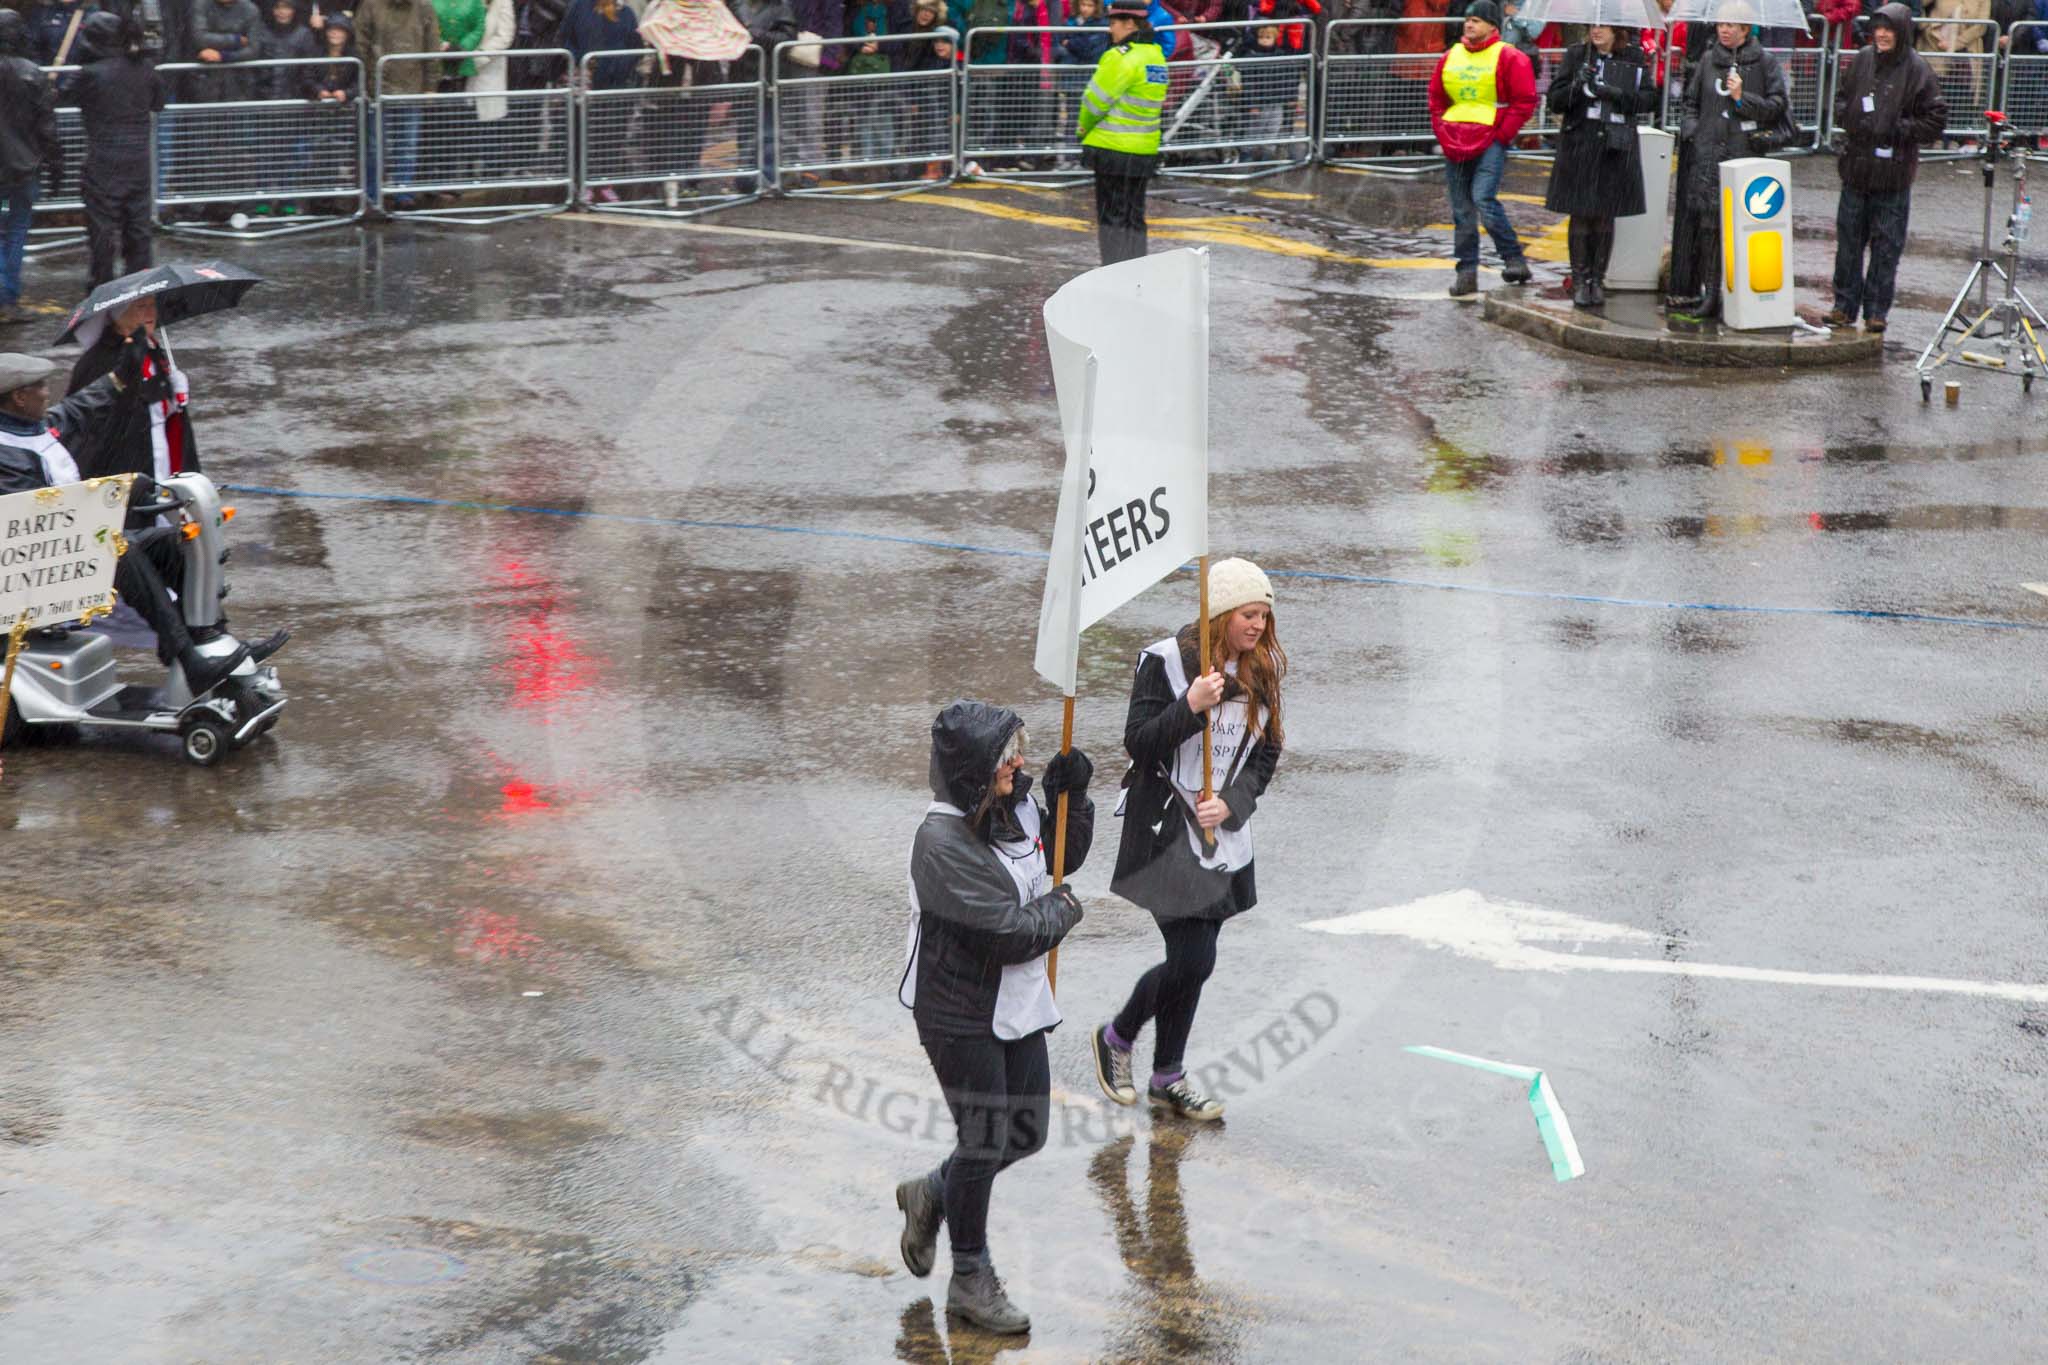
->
[0, 477, 134, 627]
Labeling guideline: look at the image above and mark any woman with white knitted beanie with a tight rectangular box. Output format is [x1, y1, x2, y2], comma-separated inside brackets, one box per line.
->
[1090, 557, 1288, 1122]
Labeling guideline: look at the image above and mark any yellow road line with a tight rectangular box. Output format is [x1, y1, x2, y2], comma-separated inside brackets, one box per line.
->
[912, 191, 1444, 266]
[1249, 189, 1317, 200]
[564, 212, 1027, 263]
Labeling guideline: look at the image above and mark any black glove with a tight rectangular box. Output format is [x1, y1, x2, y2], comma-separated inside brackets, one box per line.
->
[113, 331, 150, 389]
[1041, 747, 1093, 802]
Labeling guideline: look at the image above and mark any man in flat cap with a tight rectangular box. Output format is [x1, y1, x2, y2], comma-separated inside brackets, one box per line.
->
[0, 351, 254, 695]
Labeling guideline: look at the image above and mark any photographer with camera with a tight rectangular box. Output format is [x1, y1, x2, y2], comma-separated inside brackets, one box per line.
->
[1827, 4, 1946, 334]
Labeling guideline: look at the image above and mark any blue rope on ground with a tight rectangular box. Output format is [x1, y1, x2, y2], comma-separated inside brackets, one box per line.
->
[221, 483, 2048, 633]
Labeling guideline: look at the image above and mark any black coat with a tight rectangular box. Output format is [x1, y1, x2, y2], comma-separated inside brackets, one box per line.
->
[250, 17, 319, 97]
[74, 52, 165, 186]
[1109, 627, 1280, 923]
[905, 701, 1093, 1042]
[1542, 41, 1650, 219]
[1677, 36, 1790, 209]
[0, 52, 61, 187]
[1832, 5, 1946, 193]
[68, 332, 198, 500]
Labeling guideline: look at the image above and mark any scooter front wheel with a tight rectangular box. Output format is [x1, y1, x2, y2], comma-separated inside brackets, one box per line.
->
[182, 718, 230, 767]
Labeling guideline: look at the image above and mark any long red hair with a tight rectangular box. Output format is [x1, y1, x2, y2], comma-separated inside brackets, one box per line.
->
[1205, 607, 1286, 750]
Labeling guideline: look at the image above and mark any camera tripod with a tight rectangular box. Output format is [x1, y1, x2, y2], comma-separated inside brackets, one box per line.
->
[1915, 113, 2046, 400]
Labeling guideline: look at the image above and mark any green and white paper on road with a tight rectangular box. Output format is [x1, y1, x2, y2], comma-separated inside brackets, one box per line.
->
[1033, 248, 1211, 694]
[1404, 1045, 1586, 1183]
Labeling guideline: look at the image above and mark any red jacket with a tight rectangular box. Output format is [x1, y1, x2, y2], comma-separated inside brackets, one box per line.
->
[1427, 34, 1537, 161]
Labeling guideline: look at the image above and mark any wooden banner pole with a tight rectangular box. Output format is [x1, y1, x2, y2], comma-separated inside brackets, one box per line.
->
[1047, 691, 1076, 994]
[1197, 555, 1214, 847]
[0, 613, 31, 788]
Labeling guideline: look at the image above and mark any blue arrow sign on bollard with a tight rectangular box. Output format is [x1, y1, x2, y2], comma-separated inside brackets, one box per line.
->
[1744, 176, 1786, 220]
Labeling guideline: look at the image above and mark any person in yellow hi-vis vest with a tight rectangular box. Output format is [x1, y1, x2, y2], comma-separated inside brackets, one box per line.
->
[1427, 0, 1537, 298]
[1077, 0, 1168, 266]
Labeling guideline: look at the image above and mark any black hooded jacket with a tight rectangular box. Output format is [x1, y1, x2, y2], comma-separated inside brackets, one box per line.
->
[1833, 4, 1946, 193]
[904, 700, 1092, 1042]
[73, 47, 166, 181]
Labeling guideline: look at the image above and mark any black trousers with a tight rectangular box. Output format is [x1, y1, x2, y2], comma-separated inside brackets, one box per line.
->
[83, 176, 153, 289]
[920, 1029, 1050, 1263]
[112, 526, 193, 665]
[1093, 168, 1149, 266]
[1112, 916, 1222, 1077]
[1831, 185, 1911, 325]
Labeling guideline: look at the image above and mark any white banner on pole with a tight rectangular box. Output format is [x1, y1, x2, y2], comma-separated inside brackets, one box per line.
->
[1033, 248, 1210, 695]
[0, 479, 132, 626]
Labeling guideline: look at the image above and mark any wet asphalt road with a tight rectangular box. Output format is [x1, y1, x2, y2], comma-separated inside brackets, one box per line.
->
[3, 158, 2048, 1363]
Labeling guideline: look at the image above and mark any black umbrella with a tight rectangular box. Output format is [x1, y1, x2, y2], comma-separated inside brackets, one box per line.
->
[56, 261, 264, 349]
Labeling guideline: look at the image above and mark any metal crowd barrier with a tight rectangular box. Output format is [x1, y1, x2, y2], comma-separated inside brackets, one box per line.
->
[1917, 18, 1999, 148]
[2010, 22, 2048, 135]
[772, 32, 959, 197]
[1319, 18, 1459, 173]
[154, 58, 366, 238]
[26, 68, 87, 256]
[1159, 19, 1316, 180]
[374, 50, 575, 224]
[1519, 44, 1568, 154]
[1780, 20, 1830, 149]
[961, 26, 1090, 185]
[579, 47, 765, 217]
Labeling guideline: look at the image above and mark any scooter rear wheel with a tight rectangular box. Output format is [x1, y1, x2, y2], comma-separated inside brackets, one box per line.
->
[182, 718, 230, 767]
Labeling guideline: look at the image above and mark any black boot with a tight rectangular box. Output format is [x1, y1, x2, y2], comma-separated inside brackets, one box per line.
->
[1588, 222, 1613, 307]
[1448, 266, 1479, 298]
[947, 1257, 1029, 1334]
[1500, 255, 1532, 286]
[1566, 219, 1590, 306]
[180, 643, 250, 697]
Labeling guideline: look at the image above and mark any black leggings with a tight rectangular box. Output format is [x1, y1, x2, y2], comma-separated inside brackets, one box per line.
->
[920, 1029, 1050, 1262]
[1112, 917, 1222, 1077]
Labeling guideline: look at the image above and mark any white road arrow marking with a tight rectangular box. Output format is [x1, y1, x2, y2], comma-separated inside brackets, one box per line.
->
[1303, 889, 2048, 1004]
[2022, 582, 2048, 599]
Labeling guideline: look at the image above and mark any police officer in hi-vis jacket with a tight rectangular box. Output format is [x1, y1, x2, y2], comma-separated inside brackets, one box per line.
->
[1078, 0, 1168, 266]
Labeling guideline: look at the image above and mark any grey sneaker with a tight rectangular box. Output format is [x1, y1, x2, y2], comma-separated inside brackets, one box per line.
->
[1148, 1076, 1225, 1122]
[1092, 1024, 1138, 1106]
[895, 1172, 943, 1278]
[947, 1260, 1030, 1334]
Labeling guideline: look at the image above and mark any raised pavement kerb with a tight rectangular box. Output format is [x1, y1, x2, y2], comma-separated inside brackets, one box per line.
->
[1482, 288, 1885, 368]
